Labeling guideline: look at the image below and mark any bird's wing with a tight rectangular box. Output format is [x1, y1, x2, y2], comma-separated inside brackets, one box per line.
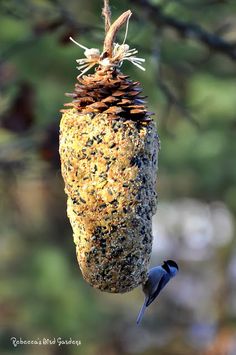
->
[146, 274, 169, 307]
[136, 296, 148, 325]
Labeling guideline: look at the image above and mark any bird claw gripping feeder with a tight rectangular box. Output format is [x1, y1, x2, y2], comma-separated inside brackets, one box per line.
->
[59, 1, 159, 293]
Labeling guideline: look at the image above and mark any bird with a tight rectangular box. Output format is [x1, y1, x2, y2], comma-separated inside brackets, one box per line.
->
[136, 260, 179, 325]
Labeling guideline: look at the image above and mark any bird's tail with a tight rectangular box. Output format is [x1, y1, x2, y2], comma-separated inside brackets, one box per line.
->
[136, 297, 148, 325]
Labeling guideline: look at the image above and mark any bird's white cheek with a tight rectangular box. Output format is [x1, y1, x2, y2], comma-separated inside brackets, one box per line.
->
[169, 267, 178, 277]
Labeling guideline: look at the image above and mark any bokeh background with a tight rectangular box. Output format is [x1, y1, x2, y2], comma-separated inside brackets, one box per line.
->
[1, 0, 236, 354]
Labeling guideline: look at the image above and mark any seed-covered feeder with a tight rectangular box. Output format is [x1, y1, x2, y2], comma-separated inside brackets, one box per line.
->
[59, 1, 159, 293]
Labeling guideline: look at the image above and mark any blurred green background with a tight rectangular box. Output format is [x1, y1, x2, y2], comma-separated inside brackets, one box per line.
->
[1, 0, 236, 354]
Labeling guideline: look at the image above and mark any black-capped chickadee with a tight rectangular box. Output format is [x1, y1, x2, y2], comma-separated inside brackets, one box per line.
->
[136, 260, 179, 325]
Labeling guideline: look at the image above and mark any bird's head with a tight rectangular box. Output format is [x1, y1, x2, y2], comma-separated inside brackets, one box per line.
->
[162, 260, 179, 277]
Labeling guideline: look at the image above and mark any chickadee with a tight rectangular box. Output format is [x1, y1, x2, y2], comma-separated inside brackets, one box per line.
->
[136, 260, 179, 325]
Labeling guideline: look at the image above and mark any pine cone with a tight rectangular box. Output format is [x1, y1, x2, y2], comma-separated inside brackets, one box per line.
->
[59, 9, 159, 293]
[63, 69, 151, 122]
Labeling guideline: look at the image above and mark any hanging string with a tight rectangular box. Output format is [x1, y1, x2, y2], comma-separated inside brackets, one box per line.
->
[102, 0, 111, 34]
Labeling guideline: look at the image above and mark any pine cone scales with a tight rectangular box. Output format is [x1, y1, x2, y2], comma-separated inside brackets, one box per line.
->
[63, 70, 151, 122]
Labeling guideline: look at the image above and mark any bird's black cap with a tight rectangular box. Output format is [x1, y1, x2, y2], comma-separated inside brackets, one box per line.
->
[162, 260, 179, 273]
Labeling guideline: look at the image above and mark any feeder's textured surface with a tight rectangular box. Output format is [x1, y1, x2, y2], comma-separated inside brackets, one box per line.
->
[59, 70, 159, 293]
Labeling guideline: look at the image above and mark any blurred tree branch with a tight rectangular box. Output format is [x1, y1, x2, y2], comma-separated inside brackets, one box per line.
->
[158, 78, 200, 129]
[129, 0, 236, 60]
[0, 0, 99, 63]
